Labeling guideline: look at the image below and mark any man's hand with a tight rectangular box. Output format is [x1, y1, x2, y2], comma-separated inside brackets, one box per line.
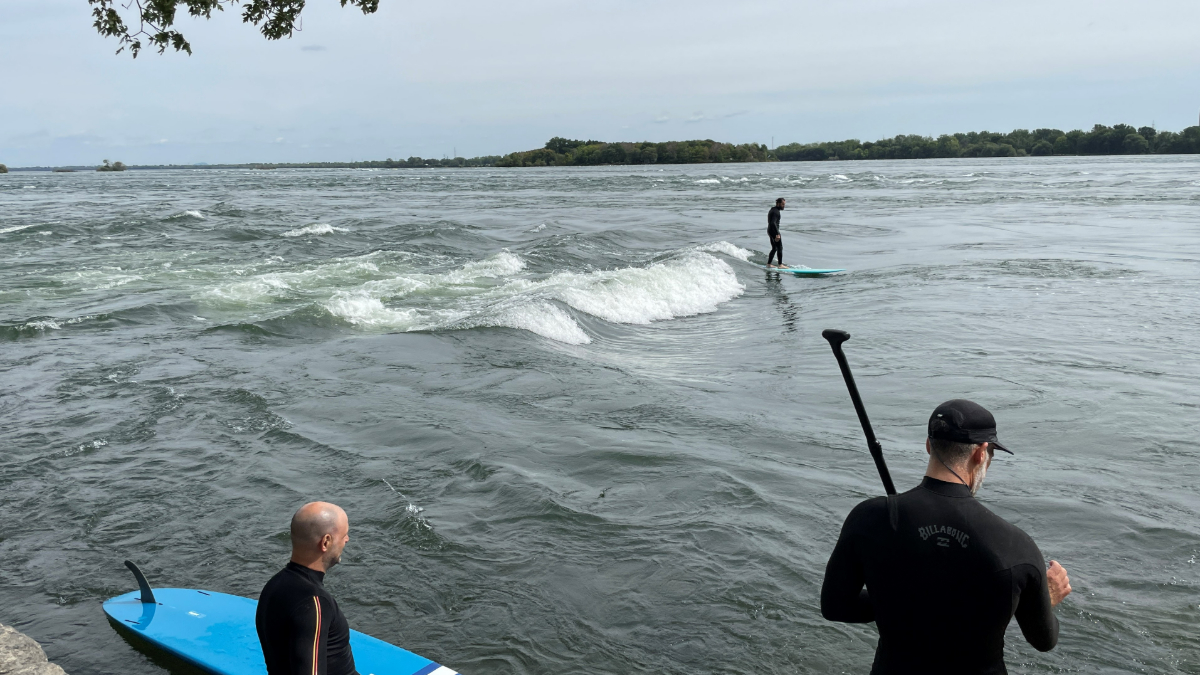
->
[1047, 560, 1071, 606]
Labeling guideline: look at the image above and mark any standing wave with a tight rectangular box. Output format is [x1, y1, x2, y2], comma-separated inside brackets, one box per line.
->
[199, 246, 747, 345]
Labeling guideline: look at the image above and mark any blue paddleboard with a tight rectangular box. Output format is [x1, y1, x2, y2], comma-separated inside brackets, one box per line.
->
[104, 562, 457, 675]
[751, 263, 845, 275]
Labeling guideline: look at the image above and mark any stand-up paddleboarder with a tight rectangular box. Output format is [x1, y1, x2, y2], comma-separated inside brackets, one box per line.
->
[767, 198, 785, 267]
[821, 399, 1072, 674]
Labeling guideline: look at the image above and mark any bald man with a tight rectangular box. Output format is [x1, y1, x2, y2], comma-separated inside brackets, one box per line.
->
[256, 502, 358, 675]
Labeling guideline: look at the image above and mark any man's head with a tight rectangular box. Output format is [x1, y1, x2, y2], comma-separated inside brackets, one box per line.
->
[926, 399, 1012, 495]
[290, 501, 349, 572]
[776, 197, 786, 209]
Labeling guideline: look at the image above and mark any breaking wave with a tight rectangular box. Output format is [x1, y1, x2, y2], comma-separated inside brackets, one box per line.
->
[282, 223, 350, 237]
[198, 245, 746, 345]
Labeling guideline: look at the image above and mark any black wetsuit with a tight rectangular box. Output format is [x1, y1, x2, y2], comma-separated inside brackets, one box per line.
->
[821, 477, 1058, 675]
[767, 206, 783, 265]
[256, 562, 358, 675]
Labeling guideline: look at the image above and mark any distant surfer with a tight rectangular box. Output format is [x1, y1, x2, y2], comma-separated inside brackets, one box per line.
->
[767, 198, 785, 267]
[820, 400, 1071, 674]
[257, 502, 359, 675]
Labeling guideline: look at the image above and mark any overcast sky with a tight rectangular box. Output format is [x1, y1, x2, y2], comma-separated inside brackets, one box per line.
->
[3, 0, 1199, 166]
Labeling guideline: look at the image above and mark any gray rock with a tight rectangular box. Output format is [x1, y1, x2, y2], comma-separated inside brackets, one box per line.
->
[0, 624, 66, 675]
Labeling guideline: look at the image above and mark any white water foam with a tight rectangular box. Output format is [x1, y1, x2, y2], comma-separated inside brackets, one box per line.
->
[698, 241, 753, 262]
[23, 319, 62, 331]
[0, 224, 37, 235]
[445, 250, 525, 282]
[694, 178, 721, 185]
[543, 252, 743, 325]
[202, 248, 744, 345]
[282, 223, 350, 237]
[489, 301, 590, 344]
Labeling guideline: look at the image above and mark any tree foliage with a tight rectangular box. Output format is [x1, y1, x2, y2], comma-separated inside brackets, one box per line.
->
[97, 159, 128, 171]
[0, 164, 8, 174]
[244, 156, 504, 169]
[773, 124, 1200, 161]
[88, 0, 379, 57]
[498, 138, 770, 167]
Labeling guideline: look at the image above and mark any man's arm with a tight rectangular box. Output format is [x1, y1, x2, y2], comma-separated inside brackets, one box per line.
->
[820, 508, 874, 623]
[1012, 560, 1063, 652]
[287, 595, 333, 675]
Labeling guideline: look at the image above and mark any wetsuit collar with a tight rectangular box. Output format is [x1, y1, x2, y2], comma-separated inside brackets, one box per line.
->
[285, 560, 326, 585]
[920, 475, 974, 498]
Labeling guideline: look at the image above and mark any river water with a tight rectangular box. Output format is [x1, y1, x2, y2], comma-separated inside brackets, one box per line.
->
[1, 157, 1198, 674]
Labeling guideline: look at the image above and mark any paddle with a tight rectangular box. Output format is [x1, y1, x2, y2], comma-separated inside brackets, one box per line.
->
[821, 329, 897, 496]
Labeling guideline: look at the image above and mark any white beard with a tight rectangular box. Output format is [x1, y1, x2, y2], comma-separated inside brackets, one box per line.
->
[969, 460, 989, 496]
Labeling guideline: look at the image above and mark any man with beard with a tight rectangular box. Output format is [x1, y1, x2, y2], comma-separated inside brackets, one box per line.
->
[257, 502, 358, 675]
[820, 400, 1072, 675]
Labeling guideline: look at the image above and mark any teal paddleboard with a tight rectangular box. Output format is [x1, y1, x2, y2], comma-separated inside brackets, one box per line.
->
[104, 562, 457, 675]
[751, 263, 845, 275]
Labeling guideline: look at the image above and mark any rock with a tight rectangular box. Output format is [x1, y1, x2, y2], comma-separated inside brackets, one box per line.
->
[0, 624, 66, 675]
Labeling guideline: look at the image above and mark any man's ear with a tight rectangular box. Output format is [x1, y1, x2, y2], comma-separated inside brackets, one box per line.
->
[972, 443, 989, 466]
[925, 438, 932, 455]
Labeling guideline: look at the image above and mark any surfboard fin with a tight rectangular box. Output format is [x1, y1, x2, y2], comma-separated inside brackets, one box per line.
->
[124, 560, 157, 604]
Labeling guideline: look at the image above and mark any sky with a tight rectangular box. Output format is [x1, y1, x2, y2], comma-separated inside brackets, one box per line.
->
[2, 0, 1199, 166]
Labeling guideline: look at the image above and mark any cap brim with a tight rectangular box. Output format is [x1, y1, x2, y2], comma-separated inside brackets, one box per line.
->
[990, 440, 1013, 455]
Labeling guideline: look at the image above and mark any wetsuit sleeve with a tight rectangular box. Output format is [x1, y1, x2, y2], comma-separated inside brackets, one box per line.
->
[285, 595, 334, 675]
[820, 505, 875, 623]
[1012, 562, 1059, 652]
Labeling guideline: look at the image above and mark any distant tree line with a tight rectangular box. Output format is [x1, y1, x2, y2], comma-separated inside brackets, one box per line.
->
[9, 123, 1199, 172]
[773, 124, 1200, 161]
[0, 164, 7, 174]
[245, 156, 503, 169]
[498, 138, 771, 167]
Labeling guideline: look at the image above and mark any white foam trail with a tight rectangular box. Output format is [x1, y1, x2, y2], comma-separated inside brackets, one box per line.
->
[0, 224, 37, 235]
[694, 178, 720, 184]
[282, 223, 350, 237]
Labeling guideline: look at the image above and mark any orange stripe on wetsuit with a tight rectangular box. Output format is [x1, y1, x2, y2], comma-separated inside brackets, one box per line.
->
[310, 596, 322, 675]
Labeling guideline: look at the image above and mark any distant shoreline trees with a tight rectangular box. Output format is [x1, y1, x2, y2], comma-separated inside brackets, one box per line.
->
[498, 138, 769, 167]
[9, 123, 1200, 171]
[500, 124, 1200, 167]
[771, 124, 1200, 161]
[0, 163, 7, 174]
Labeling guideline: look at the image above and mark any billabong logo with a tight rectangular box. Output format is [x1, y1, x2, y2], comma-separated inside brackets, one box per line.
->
[918, 525, 969, 549]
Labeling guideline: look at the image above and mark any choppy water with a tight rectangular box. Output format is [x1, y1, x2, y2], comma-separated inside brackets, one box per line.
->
[1, 157, 1198, 674]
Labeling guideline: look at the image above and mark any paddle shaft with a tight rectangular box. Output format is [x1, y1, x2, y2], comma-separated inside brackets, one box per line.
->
[821, 329, 897, 496]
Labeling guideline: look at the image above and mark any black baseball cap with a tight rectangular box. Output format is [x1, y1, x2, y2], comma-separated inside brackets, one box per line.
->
[928, 399, 1013, 454]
